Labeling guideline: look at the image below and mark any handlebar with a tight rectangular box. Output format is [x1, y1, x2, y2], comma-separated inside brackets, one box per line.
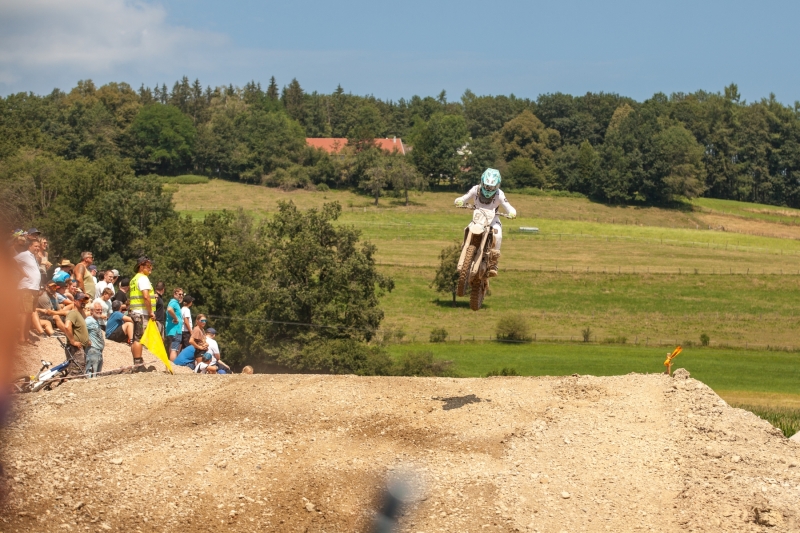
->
[455, 204, 515, 219]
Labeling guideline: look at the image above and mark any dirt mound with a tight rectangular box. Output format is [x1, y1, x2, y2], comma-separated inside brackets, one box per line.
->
[2, 371, 799, 531]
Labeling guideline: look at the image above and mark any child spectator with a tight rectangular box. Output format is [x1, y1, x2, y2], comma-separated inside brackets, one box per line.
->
[180, 295, 194, 350]
[205, 328, 231, 374]
[85, 301, 105, 377]
[241, 366, 254, 374]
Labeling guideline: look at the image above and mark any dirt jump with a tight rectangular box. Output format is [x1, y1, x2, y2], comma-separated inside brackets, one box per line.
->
[2, 370, 799, 532]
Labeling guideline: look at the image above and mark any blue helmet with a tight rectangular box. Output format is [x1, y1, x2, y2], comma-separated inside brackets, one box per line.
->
[480, 168, 501, 199]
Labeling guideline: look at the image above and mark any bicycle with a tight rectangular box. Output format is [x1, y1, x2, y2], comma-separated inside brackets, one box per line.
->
[12, 337, 84, 393]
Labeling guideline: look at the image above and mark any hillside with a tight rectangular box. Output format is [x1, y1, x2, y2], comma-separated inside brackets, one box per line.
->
[3, 371, 798, 531]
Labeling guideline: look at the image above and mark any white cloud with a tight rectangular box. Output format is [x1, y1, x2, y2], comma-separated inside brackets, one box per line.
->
[0, 0, 228, 92]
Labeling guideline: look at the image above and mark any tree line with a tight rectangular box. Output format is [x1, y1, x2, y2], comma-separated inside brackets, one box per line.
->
[3, 78, 800, 206]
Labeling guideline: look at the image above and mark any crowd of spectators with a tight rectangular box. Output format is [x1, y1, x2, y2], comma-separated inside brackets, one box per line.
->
[10, 228, 237, 376]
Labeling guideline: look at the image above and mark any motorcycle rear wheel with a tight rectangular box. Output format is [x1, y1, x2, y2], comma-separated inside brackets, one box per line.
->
[457, 244, 477, 297]
[470, 278, 486, 311]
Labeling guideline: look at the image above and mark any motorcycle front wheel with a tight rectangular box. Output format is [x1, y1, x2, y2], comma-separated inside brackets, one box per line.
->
[470, 278, 486, 311]
[457, 244, 477, 297]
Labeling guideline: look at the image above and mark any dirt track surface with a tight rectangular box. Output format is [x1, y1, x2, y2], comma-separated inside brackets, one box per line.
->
[3, 371, 799, 532]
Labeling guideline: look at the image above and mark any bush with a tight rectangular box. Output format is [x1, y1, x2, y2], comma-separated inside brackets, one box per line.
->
[161, 174, 209, 185]
[430, 328, 448, 343]
[294, 338, 393, 375]
[496, 314, 531, 342]
[602, 336, 627, 344]
[316, 183, 330, 192]
[486, 367, 519, 377]
[394, 351, 456, 377]
[582, 326, 592, 342]
[700, 333, 710, 346]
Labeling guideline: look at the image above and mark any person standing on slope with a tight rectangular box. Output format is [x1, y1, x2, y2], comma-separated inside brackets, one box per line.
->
[128, 256, 155, 370]
[454, 168, 517, 277]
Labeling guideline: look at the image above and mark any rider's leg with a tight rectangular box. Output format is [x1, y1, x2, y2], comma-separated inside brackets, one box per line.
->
[488, 222, 502, 277]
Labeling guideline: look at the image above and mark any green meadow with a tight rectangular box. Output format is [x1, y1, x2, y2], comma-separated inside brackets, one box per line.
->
[172, 180, 800, 411]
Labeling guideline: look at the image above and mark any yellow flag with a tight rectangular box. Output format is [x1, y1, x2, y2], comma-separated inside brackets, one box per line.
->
[140, 319, 173, 374]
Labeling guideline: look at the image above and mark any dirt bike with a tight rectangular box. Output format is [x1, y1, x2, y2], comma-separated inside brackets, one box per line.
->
[455, 205, 513, 311]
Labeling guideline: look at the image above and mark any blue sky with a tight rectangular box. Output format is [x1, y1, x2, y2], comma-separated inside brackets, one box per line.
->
[2, 0, 799, 103]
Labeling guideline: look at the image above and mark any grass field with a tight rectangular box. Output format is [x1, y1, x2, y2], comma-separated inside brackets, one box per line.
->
[170, 180, 800, 414]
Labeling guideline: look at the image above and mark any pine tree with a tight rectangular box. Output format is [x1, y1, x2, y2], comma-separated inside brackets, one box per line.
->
[266, 76, 279, 101]
[282, 78, 305, 122]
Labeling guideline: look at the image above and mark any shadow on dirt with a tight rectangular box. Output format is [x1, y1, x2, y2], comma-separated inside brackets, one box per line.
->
[432, 394, 490, 411]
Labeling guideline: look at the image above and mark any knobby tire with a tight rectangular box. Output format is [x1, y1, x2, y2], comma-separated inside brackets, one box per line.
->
[457, 244, 477, 297]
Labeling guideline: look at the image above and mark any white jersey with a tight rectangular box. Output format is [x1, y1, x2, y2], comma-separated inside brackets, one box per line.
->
[456, 185, 516, 216]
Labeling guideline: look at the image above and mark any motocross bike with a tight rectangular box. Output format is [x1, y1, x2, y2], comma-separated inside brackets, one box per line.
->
[455, 205, 513, 311]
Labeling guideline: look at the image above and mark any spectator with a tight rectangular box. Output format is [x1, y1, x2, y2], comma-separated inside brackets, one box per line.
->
[14, 237, 41, 345]
[154, 281, 166, 336]
[63, 292, 91, 374]
[88, 264, 98, 286]
[93, 287, 114, 331]
[73, 251, 96, 299]
[173, 312, 208, 369]
[66, 279, 79, 301]
[37, 281, 69, 334]
[128, 256, 155, 369]
[52, 259, 74, 284]
[53, 280, 74, 311]
[241, 366, 254, 374]
[190, 313, 208, 353]
[84, 301, 105, 377]
[95, 269, 115, 300]
[33, 282, 59, 337]
[205, 328, 231, 374]
[37, 237, 51, 280]
[180, 295, 194, 350]
[194, 352, 214, 374]
[112, 277, 130, 305]
[11, 229, 28, 254]
[106, 300, 134, 344]
[166, 288, 184, 361]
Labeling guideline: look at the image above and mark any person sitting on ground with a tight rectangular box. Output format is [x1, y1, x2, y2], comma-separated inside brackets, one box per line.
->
[14, 237, 41, 345]
[193, 352, 214, 374]
[180, 295, 194, 350]
[205, 328, 231, 374]
[84, 301, 105, 377]
[241, 366, 254, 374]
[53, 280, 74, 311]
[112, 277, 130, 305]
[95, 269, 115, 300]
[93, 287, 113, 331]
[63, 292, 91, 374]
[166, 288, 184, 361]
[105, 300, 134, 345]
[33, 282, 60, 337]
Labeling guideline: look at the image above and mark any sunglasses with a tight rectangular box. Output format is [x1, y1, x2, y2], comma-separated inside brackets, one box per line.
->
[200, 319, 207, 323]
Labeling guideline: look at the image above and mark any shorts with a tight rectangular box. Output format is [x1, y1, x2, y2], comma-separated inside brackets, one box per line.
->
[131, 313, 145, 343]
[108, 327, 128, 343]
[20, 290, 37, 313]
[168, 334, 182, 352]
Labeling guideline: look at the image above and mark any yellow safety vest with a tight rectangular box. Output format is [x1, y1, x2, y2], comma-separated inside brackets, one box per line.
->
[129, 272, 152, 315]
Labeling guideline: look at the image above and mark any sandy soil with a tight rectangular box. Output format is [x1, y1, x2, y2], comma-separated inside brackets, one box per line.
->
[1, 369, 798, 532]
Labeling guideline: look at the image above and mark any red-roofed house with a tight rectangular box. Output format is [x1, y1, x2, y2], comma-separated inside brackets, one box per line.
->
[306, 137, 407, 155]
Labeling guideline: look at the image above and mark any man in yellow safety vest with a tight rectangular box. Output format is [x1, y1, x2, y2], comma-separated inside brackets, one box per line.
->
[129, 256, 155, 370]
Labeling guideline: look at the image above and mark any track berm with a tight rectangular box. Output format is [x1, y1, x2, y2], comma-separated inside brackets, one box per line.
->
[2, 369, 799, 531]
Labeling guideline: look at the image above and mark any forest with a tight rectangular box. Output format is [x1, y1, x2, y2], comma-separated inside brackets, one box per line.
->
[2, 77, 800, 209]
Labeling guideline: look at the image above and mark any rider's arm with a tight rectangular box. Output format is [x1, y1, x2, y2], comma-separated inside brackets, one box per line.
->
[498, 191, 517, 218]
[454, 185, 479, 206]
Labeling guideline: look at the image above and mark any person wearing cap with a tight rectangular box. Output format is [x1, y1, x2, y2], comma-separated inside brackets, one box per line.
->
[128, 256, 155, 369]
[112, 277, 130, 305]
[95, 269, 115, 300]
[205, 328, 230, 374]
[14, 237, 41, 345]
[52, 259, 74, 284]
[180, 295, 195, 350]
[64, 292, 91, 374]
[73, 251, 96, 300]
[10, 229, 28, 254]
[88, 264, 97, 286]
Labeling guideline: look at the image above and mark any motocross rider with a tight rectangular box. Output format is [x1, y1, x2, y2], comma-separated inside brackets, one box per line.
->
[454, 168, 517, 277]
